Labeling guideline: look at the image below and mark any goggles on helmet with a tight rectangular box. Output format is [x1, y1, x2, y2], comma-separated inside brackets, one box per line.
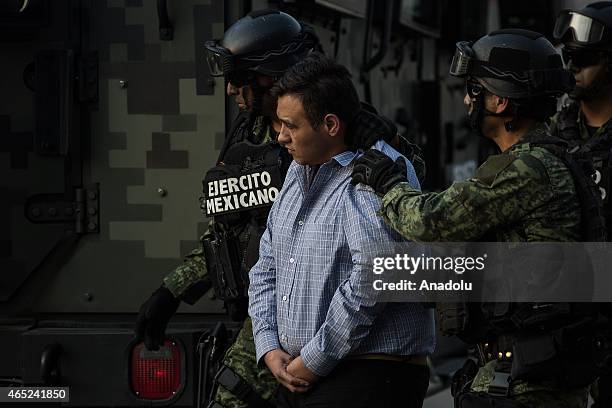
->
[554, 10, 609, 45]
[204, 28, 316, 78]
[204, 41, 236, 77]
[449, 41, 574, 96]
[449, 41, 475, 77]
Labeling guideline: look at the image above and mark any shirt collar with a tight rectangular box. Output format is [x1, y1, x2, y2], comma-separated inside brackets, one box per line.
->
[331, 149, 359, 167]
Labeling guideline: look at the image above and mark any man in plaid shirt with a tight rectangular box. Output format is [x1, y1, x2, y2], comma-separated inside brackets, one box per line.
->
[248, 52, 435, 408]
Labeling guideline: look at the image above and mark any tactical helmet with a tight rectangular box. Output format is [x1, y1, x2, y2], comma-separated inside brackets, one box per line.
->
[450, 29, 574, 99]
[204, 9, 319, 82]
[554, 2, 612, 52]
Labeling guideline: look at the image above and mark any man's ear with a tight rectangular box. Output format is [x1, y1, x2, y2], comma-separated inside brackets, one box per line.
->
[323, 113, 341, 137]
[494, 95, 509, 114]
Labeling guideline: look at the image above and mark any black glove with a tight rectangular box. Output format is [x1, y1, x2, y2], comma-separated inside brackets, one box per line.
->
[352, 149, 408, 196]
[346, 109, 397, 150]
[134, 286, 180, 350]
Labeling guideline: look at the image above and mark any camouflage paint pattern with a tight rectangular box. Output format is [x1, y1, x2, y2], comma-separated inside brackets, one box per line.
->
[379, 123, 582, 243]
[469, 360, 588, 408]
[378, 123, 583, 406]
[163, 229, 211, 297]
[215, 317, 278, 407]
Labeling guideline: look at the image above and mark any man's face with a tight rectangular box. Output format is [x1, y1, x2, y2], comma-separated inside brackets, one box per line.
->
[226, 73, 276, 112]
[276, 94, 334, 165]
[564, 49, 609, 99]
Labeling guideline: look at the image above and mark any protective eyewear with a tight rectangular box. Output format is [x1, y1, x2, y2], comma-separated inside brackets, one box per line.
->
[449, 41, 475, 77]
[465, 80, 484, 99]
[562, 48, 605, 68]
[226, 70, 255, 87]
[554, 10, 607, 44]
[204, 40, 235, 76]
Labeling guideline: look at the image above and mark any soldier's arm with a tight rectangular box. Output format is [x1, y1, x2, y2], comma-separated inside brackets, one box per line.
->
[162, 221, 213, 305]
[379, 153, 553, 241]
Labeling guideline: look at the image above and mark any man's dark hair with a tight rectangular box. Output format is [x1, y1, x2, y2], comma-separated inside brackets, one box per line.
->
[272, 52, 361, 128]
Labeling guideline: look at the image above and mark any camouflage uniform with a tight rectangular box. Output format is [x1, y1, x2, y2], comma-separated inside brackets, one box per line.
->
[550, 101, 612, 407]
[550, 100, 612, 232]
[378, 123, 588, 407]
[164, 113, 277, 408]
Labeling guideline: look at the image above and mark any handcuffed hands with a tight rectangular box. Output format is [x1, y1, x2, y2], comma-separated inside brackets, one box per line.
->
[264, 349, 312, 393]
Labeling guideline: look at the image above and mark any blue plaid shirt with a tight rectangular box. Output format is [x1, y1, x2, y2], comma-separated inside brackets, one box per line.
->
[248, 140, 436, 377]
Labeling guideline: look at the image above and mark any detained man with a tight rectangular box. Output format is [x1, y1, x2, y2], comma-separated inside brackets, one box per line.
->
[247, 52, 435, 408]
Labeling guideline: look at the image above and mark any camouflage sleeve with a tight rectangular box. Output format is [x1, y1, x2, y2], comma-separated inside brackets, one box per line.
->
[396, 134, 426, 183]
[379, 153, 553, 241]
[162, 221, 213, 304]
[548, 111, 560, 137]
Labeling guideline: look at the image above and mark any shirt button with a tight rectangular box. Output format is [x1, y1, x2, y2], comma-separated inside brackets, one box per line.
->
[289, 257, 295, 263]
[298, 220, 304, 226]
[282, 295, 288, 301]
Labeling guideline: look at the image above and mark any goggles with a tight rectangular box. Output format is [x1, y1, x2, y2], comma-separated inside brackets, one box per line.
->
[554, 10, 609, 45]
[449, 41, 475, 77]
[204, 40, 236, 77]
[466, 80, 485, 99]
[226, 70, 256, 87]
[562, 47, 606, 68]
[449, 41, 574, 96]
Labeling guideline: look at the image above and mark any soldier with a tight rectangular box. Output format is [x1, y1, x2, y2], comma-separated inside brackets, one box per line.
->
[134, 9, 420, 408]
[352, 29, 604, 407]
[552, 3, 612, 407]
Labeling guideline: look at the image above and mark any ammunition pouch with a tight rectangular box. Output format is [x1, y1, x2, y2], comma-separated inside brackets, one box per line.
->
[202, 232, 249, 320]
[213, 365, 273, 408]
[456, 392, 521, 408]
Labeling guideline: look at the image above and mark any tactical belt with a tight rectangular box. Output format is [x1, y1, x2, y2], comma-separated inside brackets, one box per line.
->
[487, 371, 511, 397]
[347, 353, 427, 365]
[214, 365, 273, 408]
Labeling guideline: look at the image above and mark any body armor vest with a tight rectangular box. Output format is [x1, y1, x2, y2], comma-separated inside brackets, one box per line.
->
[555, 102, 612, 235]
[200, 113, 290, 320]
[438, 134, 608, 387]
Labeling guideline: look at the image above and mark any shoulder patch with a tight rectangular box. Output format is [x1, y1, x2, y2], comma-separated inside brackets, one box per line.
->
[472, 154, 516, 187]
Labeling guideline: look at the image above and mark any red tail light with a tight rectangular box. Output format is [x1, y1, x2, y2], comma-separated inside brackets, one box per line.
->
[130, 340, 182, 400]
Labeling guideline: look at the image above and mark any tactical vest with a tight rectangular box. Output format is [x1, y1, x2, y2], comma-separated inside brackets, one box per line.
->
[555, 102, 612, 235]
[438, 135, 607, 386]
[200, 113, 291, 321]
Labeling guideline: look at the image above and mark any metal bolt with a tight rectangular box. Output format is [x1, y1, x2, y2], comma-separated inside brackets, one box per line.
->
[83, 292, 93, 302]
[157, 188, 167, 197]
[65, 207, 74, 216]
[48, 207, 57, 217]
[88, 191, 97, 200]
[119, 80, 128, 89]
[31, 207, 41, 217]
[87, 207, 97, 216]
[88, 222, 97, 231]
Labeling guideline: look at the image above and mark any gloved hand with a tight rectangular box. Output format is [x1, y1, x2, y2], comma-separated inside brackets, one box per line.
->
[134, 286, 180, 350]
[346, 109, 397, 150]
[352, 149, 408, 196]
